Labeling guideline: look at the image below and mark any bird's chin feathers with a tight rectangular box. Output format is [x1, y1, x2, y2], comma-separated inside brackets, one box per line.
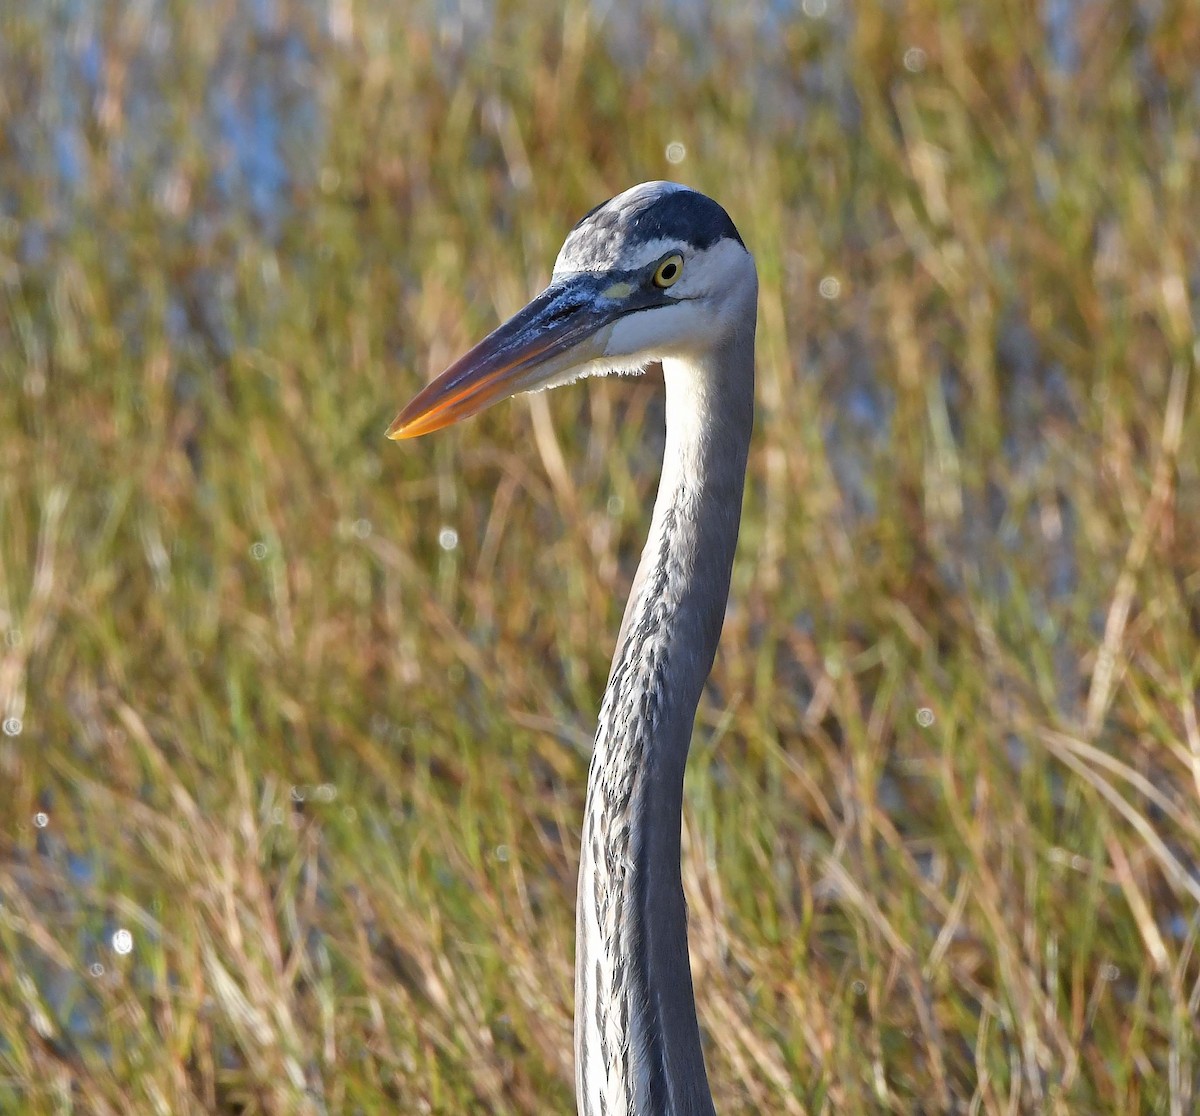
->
[526, 358, 654, 396]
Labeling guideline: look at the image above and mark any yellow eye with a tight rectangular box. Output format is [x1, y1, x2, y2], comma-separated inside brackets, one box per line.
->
[652, 254, 684, 289]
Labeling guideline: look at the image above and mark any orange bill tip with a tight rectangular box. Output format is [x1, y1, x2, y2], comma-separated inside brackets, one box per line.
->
[386, 362, 520, 440]
[385, 275, 620, 444]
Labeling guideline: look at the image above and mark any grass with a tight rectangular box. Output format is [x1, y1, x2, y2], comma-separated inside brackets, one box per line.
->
[1, 1, 1198, 1112]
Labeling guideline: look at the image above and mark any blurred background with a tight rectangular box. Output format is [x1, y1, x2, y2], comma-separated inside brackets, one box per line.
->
[1, 1, 1198, 1112]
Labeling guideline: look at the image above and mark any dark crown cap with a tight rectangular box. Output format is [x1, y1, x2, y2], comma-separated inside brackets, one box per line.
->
[557, 182, 745, 272]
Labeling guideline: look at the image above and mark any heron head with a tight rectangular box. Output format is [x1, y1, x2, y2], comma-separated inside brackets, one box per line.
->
[387, 181, 756, 439]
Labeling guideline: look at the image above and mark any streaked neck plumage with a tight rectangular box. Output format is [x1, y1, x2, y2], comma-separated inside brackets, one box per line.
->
[575, 314, 755, 1116]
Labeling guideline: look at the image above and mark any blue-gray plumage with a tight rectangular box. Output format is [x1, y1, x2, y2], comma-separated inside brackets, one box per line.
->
[389, 182, 757, 1115]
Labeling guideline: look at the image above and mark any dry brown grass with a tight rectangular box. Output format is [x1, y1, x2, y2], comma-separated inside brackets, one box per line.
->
[1, 1, 1198, 1112]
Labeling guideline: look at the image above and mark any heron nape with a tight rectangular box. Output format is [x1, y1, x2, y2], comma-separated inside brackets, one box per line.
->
[389, 182, 756, 1116]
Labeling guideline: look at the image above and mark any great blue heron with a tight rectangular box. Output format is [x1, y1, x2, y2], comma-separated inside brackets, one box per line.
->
[389, 181, 756, 1116]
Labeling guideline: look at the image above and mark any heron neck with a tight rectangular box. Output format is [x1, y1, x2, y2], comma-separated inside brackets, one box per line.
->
[575, 328, 754, 1116]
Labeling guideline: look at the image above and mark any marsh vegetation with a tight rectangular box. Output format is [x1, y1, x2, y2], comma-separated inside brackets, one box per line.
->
[1, 2, 1198, 1112]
